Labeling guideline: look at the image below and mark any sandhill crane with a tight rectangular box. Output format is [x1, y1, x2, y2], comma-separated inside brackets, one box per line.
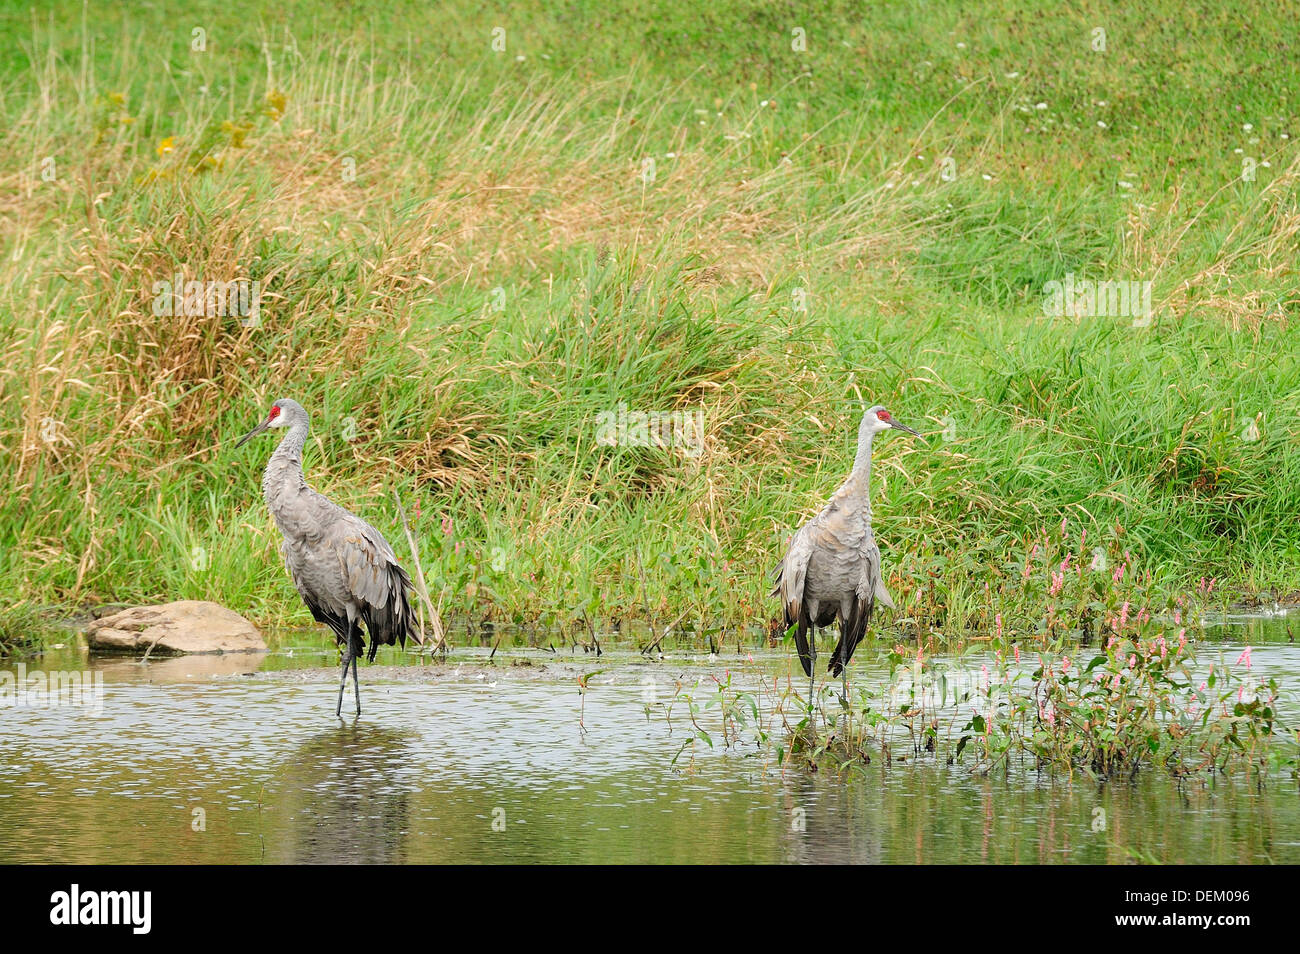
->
[235, 399, 415, 717]
[772, 404, 922, 706]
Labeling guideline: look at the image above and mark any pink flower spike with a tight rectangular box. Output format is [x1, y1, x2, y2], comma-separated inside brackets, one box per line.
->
[1236, 646, 1252, 669]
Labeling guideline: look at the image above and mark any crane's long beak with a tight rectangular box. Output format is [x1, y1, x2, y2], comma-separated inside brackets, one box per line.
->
[234, 417, 271, 448]
[890, 419, 924, 439]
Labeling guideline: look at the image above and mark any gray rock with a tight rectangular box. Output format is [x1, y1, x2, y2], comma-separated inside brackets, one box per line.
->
[86, 601, 267, 655]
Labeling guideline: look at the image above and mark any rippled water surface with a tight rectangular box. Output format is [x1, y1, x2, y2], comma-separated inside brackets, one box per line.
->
[2, 611, 1298, 863]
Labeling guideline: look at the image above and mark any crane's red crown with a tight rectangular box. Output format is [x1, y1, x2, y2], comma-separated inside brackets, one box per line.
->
[876, 409, 892, 421]
[268, 405, 281, 420]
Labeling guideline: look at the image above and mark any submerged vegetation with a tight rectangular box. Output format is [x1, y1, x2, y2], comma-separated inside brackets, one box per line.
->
[665, 623, 1298, 783]
[1, 3, 1298, 651]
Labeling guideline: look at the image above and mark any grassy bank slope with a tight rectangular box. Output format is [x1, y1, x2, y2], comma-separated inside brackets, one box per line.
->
[1, 2, 1297, 646]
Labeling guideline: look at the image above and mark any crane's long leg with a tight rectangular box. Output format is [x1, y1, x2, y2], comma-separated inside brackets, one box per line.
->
[336, 623, 355, 719]
[350, 643, 361, 716]
[842, 667, 850, 738]
[808, 629, 816, 714]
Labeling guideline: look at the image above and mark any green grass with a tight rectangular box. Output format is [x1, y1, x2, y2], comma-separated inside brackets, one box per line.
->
[1, 1, 1298, 651]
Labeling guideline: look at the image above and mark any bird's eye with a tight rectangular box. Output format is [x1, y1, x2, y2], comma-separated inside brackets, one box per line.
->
[877, 409, 891, 421]
[269, 405, 281, 419]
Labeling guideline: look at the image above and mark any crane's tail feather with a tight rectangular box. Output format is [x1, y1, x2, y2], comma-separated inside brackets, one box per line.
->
[828, 597, 873, 676]
[303, 597, 349, 644]
[361, 563, 416, 662]
[793, 613, 813, 678]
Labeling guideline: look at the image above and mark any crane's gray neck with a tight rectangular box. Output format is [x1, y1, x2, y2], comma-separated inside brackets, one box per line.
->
[845, 427, 875, 511]
[262, 418, 311, 529]
[269, 418, 310, 469]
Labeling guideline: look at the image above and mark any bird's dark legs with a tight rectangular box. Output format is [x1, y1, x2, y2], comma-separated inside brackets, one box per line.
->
[335, 643, 352, 718]
[350, 647, 361, 716]
[842, 667, 851, 736]
[336, 620, 358, 718]
[808, 630, 816, 713]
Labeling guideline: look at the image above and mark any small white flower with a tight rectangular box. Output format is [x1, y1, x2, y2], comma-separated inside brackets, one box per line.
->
[1243, 122, 1253, 131]
[1097, 120, 1108, 128]
[982, 173, 992, 180]
[1035, 102, 1047, 110]
[515, 54, 525, 62]
[1004, 71, 1020, 78]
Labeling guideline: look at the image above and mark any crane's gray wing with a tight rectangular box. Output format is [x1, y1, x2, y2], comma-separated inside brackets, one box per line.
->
[332, 511, 415, 660]
[771, 522, 817, 675]
[283, 539, 350, 642]
[828, 541, 887, 676]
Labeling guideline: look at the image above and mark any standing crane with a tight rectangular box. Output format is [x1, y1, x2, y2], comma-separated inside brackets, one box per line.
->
[772, 404, 922, 707]
[235, 399, 416, 717]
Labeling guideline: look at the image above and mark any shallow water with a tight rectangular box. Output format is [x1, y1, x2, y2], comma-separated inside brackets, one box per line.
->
[1, 611, 1297, 864]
